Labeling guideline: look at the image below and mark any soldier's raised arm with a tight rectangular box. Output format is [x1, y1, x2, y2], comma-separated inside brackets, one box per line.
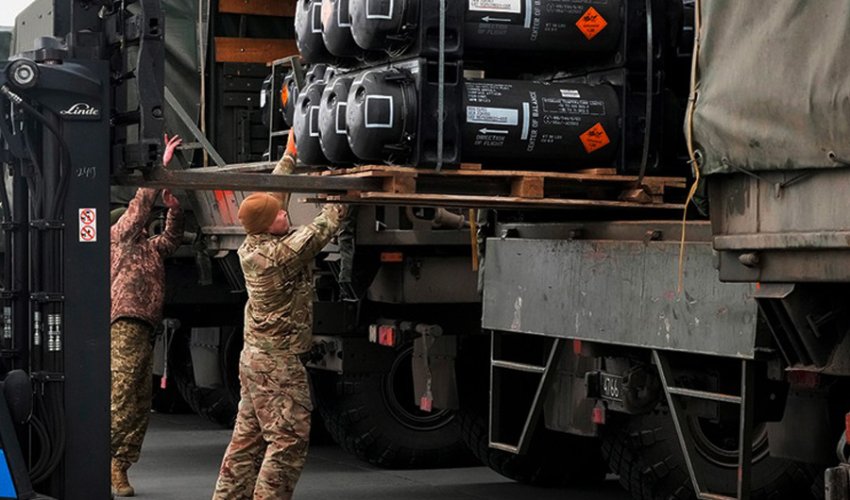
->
[268, 130, 298, 211]
[270, 204, 346, 277]
[111, 188, 157, 243]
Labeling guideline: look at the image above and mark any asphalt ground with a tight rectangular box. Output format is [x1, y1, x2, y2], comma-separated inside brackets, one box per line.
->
[132, 412, 631, 500]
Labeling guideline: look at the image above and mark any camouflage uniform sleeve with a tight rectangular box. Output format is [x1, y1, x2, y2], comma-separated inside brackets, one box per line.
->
[268, 151, 296, 211]
[110, 188, 157, 242]
[153, 206, 184, 256]
[270, 204, 346, 278]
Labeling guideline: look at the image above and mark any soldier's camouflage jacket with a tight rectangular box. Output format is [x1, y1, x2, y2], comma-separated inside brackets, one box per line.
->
[111, 188, 183, 327]
[238, 153, 344, 354]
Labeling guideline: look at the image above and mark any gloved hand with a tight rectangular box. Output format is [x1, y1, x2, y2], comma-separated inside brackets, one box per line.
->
[286, 128, 297, 157]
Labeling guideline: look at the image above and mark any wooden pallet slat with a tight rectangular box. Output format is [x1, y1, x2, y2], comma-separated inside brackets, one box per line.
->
[511, 177, 545, 199]
[214, 37, 298, 64]
[309, 192, 685, 211]
[306, 165, 689, 211]
[315, 165, 687, 188]
[219, 0, 297, 17]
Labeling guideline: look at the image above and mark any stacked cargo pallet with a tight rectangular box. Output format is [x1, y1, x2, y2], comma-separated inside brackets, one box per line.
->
[272, 0, 694, 211]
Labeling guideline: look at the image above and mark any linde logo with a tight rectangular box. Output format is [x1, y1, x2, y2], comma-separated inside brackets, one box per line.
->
[59, 103, 100, 119]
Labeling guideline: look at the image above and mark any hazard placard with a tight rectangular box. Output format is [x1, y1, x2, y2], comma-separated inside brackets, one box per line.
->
[576, 7, 608, 40]
[79, 208, 97, 243]
[580, 123, 611, 154]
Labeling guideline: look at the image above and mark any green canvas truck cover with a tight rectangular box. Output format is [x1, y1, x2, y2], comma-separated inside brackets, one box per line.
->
[693, 1, 850, 175]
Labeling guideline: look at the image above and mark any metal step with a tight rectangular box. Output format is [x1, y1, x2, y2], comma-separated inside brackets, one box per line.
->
[699, 494, 738, 500]
[489, 442, 520, 454]
[666, 387, 743, 405]
[653, 350, 754, 500]
[489, 335, 564, 456]
[491, 359, 546, 374]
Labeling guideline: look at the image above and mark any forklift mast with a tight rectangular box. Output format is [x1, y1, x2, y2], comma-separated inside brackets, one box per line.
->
[0, 0, 165, 497]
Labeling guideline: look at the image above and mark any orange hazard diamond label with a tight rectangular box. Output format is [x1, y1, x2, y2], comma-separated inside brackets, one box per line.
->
[576, 7, 608, 40]
[580, 123, 611, 154]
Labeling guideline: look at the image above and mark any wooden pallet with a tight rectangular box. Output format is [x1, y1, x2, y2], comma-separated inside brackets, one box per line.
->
[307, 165, 689, 210]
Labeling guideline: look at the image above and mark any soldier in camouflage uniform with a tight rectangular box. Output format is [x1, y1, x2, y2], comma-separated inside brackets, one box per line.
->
[213, 133, 345, 500]
[110, 135, 184, 497]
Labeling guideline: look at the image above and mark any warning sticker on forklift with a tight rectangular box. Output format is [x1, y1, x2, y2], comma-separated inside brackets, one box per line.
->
[79, 208, 97, 243]
[469, 0, 521, 14]
[576, 7, 608, 40]
[579, 123, 611, 153]
[467, 106, 519, 126]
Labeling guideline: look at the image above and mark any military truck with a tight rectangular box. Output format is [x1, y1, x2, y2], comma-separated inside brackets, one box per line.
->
[470, 2, 850, 499]
[6, 0, 850, 498]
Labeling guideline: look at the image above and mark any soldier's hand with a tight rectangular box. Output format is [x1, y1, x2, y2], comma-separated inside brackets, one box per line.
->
[163, 134, 183, 168]
[285, 128, 297, 157]
[162, 189, 180, 209]
[332, 203, 348, 219]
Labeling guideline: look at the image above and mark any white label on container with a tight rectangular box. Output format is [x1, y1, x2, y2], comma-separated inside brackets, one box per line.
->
[521, 102, 530, 140]
[309, 106, 321, 137]
[311, 3, 323, 33]
[561, 89, 581, 99]
[366, 0, 394, 20]
[467, 106, 519, 126]
[338, 0, 351, 27]
[365, 95, 394, 129]
[335, 103, 348, 134]
[469, 0, 521, 14]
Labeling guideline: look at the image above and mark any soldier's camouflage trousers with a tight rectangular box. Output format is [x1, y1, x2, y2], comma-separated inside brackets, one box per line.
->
[111, 317, 154, 466]
[213, 344, 312, 500]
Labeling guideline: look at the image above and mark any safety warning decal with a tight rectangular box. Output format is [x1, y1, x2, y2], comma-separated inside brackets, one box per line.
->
[79, 208, 97, 243]
[579, 123, 611, 154]
[469, 0, 521, 14]
[576, 7, 608, 40]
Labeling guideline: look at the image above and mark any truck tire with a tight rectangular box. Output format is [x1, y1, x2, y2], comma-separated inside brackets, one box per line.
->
[316, 349, 470, 468]
[602, 412, 820, 500]
[151, 374, 191, 414]
[457, 410, 608, 487]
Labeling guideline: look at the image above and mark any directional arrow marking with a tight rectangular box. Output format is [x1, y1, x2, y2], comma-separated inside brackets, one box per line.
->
[481, 16, 511, 23]
[479, 128, 510, 135]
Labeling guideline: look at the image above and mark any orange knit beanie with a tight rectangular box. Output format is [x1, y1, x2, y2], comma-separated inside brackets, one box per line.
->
[238, 193, 280, 234]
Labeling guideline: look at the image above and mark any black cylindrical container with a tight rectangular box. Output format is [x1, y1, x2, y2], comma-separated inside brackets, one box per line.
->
[322, 0, 362, 57]
[349, 0, 419, 51]
[462, 79, 621, 166]
[306, 63, 336, 85]
[281, 72, 300, 128]
[283, 64, 335, 128]
[346, 66, 418, 162]
[261, 74, 274, 129]
[295, 0, 333, 63]
[319, 75, 357, 163]
[293, 80, 331, 165]
[464, 0, 623, 56]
